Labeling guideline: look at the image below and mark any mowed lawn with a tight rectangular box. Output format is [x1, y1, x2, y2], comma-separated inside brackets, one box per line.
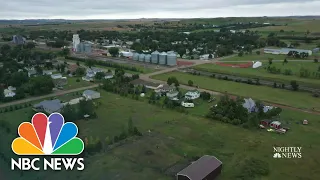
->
[152, 72, 320, 110]
[1, 90, 320, 180]
[194, 62, 320, 88]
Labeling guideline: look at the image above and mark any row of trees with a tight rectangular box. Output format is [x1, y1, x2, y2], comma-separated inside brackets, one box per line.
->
[65, 56, 143, 73]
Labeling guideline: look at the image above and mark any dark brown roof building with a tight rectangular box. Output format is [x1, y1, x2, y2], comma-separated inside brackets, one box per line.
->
[177, 155, 222, 180]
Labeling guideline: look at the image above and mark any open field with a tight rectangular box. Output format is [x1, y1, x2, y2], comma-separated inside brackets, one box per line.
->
[152, 71, 320, 111]
[1, 90, 320, 180]
[222, 52, 317, 61]
[64, 77, 95, 90]
[194, 61, 320, 88]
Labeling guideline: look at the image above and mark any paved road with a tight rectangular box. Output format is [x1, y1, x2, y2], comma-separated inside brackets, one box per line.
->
[0, 84, 99, 108]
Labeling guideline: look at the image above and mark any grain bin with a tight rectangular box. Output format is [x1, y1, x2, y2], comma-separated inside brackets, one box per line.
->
[139, 54, 145, 62]
[167, 52, 177, 66]
[133, 53, 139, 61]
[159, 52, 167, 65]
[145, 54, 151, 63]
[151, 51, 160, 64]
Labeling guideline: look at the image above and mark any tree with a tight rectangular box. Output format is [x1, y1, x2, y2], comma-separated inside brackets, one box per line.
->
[75, 67, 85, 76]
[208, 54, 213, 59]
[141, 85, 146, 93]
[238, 51, 244, 57]
[256, 51, 261, 55]
[61, 104, 79, 122]
[167, 77, 173, 86]
[268, 58, 273, 65]
[283, 58, 288, 64]
[290, 80, 299, 91]
[76, 61, 80, 66]
[188, 80, 193, 86]
[177, 48, 185, 58]
[108, 47, 119, 57]
[79, 99, 95, 116]
[61, 48, 70, 56]
[273, 82, 277, 88]
[25, 42, 36, 49]
[314, 59, 318, 63]
[95, 72, 105, 80]
[28, 76, 54, 95]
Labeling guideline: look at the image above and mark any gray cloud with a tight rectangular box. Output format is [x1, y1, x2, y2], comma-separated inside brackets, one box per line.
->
[0, 0, 319, 19]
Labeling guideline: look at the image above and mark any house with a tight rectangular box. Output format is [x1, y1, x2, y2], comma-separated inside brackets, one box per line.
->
[83, 90, 101, 100]
[33, 99, 64, 114]
[200, 54, 213, 60]
[104, 72, 114, 79]
[82, 76, 94, 82]
[181, 102, 195, 108]
[130, 79, 162, 90]
[51, 74, 63, 79]
[242, 98, 256, 113]
[68, 64, 79, 74]
[166, 91, 179, 99]
[53, 77, 68, 87]
[43, 70, 53, 75]
[27, 69, 37, 77]
[3, 86, 16, 98]
[177, 155, 222, 180]
[12, 35, 26, 45]
[155, 84, 176, 93]
[270, 121, 281, 129]
[185, 90, 201, 100]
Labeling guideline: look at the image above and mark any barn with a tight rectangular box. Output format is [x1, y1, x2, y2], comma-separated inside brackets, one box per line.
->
[176, 155, 222, 180]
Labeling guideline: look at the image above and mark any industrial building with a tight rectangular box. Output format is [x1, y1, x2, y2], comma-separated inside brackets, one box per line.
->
[72, 34, 80, 52]
[131, 50, 177, 66]
[264, 48, 312, 55]
[12, 35, 25, 45]
[76, 42, 92, 53]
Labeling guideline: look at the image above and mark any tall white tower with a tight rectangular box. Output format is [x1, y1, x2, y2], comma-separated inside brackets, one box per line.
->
[72, 34, 80, 52]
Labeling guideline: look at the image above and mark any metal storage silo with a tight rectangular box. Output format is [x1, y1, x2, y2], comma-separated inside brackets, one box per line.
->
[159, 52, 167, 65]
[133, 53, 139, 61]
[145, 54, 151, 63]
[151, 51, 159, 64]
[139, 54, 145, 62]
[167, 53, 177, 66]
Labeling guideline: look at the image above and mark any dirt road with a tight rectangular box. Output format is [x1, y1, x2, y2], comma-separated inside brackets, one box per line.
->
[0, 84, 99, 108]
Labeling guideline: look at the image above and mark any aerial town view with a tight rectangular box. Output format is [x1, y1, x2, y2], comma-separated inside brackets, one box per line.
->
[0, 0, 320, 180]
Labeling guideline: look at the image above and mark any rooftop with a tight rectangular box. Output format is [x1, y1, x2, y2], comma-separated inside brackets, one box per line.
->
[130, 79, 161, 87]
[177, 155, 222, 180]
[83, 90, 100, 96]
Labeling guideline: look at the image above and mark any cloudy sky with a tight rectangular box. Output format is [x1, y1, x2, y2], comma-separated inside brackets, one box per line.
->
[0, 0, 319, 19]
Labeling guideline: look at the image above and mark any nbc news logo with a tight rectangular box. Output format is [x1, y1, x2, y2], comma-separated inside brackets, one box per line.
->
[273, 146, 302, 159]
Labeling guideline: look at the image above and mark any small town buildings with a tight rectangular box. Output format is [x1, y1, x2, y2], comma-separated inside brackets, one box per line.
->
[68, 64, 79, 74]
[155, 84, 176, 93]
[130, 79, 162, 90]
[3, 86, 16, 98]
[83, 90, 101, 100]
[185, 90, 201, 100]
[33, 99, 64, 114]
[51, 74, 63, 79]
[177, 155, 222, 180]
[53, 77, 68, 87]
[76, 42, 92, 54]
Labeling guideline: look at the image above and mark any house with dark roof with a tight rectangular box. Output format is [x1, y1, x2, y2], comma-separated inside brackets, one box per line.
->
[130, 79, 162, 90]
[177, 155, 222, 180]
[83, 90, 101, 100]
[33, 99, 63, 114]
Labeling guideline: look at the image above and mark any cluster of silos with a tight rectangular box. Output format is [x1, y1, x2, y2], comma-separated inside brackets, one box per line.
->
[132, 50, 177, 66]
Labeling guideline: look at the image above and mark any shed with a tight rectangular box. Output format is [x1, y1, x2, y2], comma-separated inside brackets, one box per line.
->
[177, 155, 222, 180]
[260, 119, 272, 127]
[270, 121, 281, 129]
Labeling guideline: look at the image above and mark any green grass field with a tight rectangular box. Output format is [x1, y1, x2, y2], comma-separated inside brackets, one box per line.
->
[1, 90, 320, 180]
[223, 52, 317, 61]
[64, 77, 94, 90]
[152, 71, 320, 111]
[194, 62, 320, 88]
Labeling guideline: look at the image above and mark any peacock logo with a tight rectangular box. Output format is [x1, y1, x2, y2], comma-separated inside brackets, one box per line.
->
[12, 113, 84, 155]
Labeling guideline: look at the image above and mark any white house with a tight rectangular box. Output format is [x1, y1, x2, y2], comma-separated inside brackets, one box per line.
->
[3, 86, 16, 98]
[43, 70, 53, 75]
[51, 74, 63, 79]
[104, 72, 114, 79]
[83, 90, 101, 100]
[166, 91, 179, 99]
[185, 90, 201, 100]
[82, 76, 94, 82]
[181, 102, 195, 108]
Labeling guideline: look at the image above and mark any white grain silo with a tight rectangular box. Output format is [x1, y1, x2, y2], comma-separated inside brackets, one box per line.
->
[167, 52, 177, 66]
[159, 52, 167, 65]
[145, 54, 151, 63]
[139, 54, 145, 62]
[133, 53, 139, 61]
[151, 51, 160, 64]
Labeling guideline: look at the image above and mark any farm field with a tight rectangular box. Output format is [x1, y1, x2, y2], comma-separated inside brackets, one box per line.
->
[1, 90, 320, 180]
[152, 71, 320, 111]
[194, 62, 320, 88]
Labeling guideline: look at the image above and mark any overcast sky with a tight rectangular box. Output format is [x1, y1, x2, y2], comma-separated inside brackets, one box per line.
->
[0, 0, 320, 19]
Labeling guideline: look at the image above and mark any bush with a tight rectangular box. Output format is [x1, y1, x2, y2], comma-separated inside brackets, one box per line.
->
[76, 79, 80, 82]
[314, 58, 318, 63]
[234, 158, 270, 180]
[223, 76, 228, 80]
[222, 116, 230, 123]
[215, 114, 223, 120]
[247, 79, 253, 84]
[312, 91, 320, 98]
[210, 74, 216, 78]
